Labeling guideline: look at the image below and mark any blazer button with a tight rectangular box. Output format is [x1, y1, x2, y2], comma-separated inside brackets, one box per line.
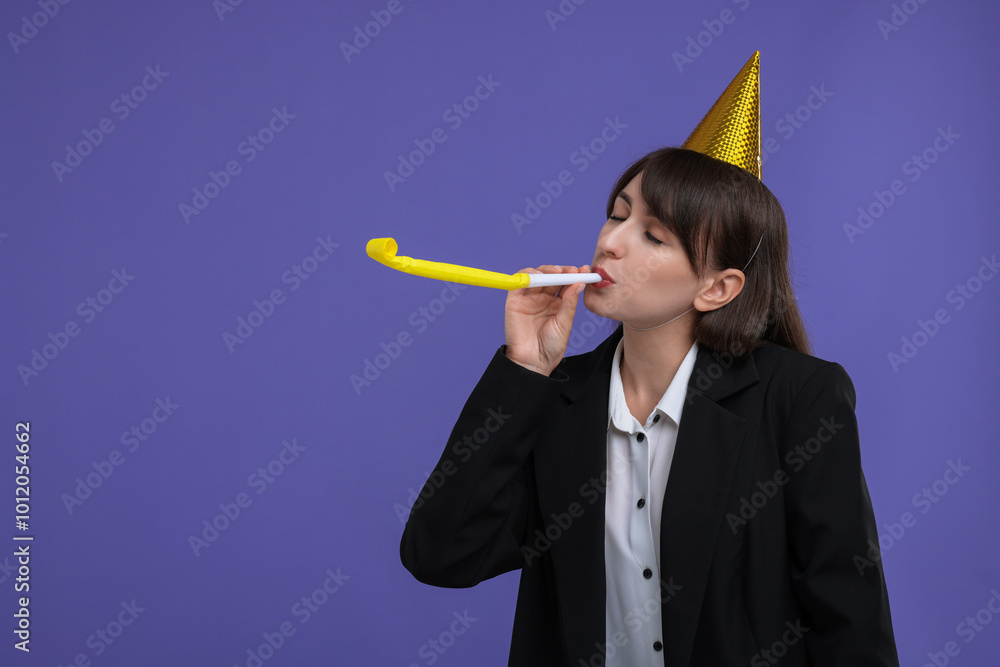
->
[653, 641, 663, 651]
[636, 432, 645, 442]
[643, 568, 652, 579]
[636, 498, 645, 509]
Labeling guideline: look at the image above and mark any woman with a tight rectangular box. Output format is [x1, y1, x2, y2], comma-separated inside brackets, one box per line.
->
[401, 57, 899, 667]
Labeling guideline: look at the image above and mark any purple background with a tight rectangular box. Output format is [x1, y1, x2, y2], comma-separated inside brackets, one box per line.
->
[2, 0, 999, 665]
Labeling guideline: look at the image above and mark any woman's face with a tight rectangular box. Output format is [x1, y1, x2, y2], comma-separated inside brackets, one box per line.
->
[584, 172, 704, 328]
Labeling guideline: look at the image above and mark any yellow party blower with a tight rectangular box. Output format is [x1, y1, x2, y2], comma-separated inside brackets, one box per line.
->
[366, 238, 602, 290]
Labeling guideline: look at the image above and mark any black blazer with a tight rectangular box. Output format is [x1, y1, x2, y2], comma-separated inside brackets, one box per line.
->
[400, 325, 899, 666]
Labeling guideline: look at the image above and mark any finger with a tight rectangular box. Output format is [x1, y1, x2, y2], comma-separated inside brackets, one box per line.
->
[546, 266, 580, 297]
[559, 276, 587, 300]
[555, 266, 595, 296]
[518, 265, 563, 298]
[537, 265, 573, 298]
[521, 266, 589, 296]
[571, 265, 592, 292]
[553, 266, 590, 297]
[556, 277, 584, 327]
[514, 267, 547, 296]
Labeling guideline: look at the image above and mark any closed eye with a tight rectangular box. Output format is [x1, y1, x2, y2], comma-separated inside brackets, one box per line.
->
[609, 215, 664, 244]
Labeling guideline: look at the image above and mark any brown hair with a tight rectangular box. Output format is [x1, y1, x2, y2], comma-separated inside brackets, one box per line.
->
[600, 146, 812, 359]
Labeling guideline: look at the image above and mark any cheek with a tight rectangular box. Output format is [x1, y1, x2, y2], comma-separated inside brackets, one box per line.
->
[637, 264, 680, 294]
[633, 254, 663, 279]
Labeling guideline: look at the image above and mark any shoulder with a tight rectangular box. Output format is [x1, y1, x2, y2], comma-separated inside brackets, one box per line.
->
[748, 342, 857, 409]
[750, 342, 839, 381]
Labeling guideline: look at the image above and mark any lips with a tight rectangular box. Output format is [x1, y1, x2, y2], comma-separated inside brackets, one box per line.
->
[593, 266, 615, 283]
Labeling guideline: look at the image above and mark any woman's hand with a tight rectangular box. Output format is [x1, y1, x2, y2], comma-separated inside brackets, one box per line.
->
[503, 265, 590, 376]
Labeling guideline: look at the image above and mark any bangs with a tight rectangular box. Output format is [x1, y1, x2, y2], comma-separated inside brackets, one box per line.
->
[606, 150, 727, 273]
[639, 156, 698, 241]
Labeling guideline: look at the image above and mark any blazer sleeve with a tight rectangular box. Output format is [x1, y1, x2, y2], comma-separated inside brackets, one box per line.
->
[399, 344, 569, 588]
[778, 361, 900, 666]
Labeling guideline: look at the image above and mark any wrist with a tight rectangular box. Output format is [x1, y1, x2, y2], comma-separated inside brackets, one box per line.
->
[504, 349, 551, 376]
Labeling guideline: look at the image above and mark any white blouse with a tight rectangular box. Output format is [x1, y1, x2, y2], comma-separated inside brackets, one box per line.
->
[605, 337, 699, 667]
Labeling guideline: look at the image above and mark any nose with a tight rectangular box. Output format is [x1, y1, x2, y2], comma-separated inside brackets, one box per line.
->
[597, 218, 627, 259]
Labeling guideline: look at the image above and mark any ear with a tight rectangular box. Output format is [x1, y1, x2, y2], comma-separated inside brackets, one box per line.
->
[693, 268, 745, 313]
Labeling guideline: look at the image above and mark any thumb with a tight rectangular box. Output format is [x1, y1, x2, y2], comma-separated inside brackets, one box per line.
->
[559, 283, 584, 320]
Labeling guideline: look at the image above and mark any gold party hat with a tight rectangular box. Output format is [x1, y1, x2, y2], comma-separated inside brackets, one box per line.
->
[682, 51, 761, 180]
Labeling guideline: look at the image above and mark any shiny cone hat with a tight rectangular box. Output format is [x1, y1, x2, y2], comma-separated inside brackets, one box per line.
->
[682, 50, 762, 180]
[624, 51, 764, 332]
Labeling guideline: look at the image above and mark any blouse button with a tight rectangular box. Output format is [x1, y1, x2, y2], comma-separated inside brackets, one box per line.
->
[653, 641, 663, 651]
[636, 498, 645, 509]
[643, 568, 652, 579]
[636, 432, 645, 442]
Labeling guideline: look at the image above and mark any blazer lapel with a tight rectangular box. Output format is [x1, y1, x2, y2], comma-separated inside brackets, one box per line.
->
[659, 343, 760, 666]
[537, 326, 760, 664]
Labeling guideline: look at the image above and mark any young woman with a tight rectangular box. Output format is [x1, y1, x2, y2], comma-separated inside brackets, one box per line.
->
[400, 54, 899, 665]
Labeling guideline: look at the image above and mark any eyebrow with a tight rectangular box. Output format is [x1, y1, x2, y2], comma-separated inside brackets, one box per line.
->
[618, 191, 676, 235]
[617, 191, 654, 219]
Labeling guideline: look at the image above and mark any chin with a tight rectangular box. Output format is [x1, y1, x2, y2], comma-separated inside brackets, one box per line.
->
[583, 292, 626, 320]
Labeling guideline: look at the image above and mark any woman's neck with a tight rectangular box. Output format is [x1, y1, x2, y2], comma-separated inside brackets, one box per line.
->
[619, 326, 696, 405]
